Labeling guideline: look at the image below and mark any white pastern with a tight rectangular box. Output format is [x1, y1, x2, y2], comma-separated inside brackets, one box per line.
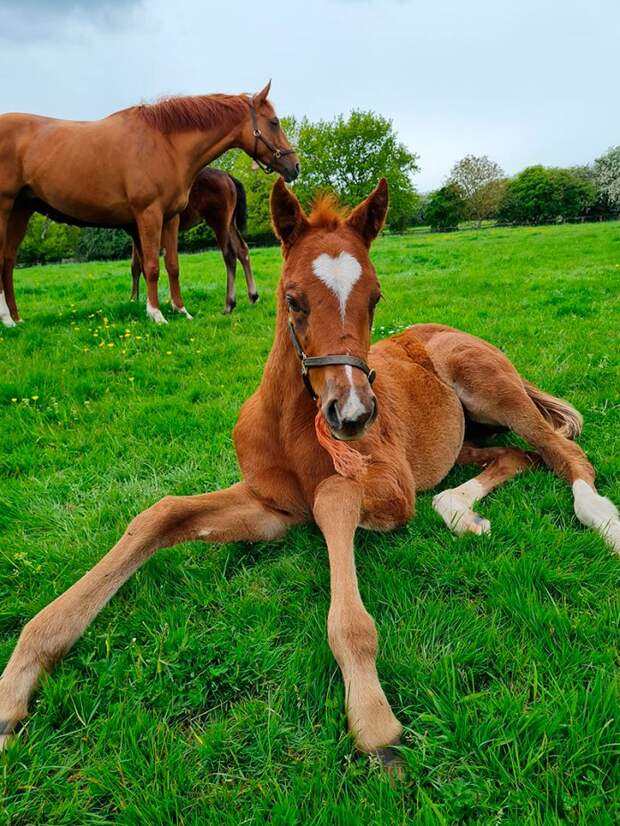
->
[0, 292, 16, 328]
[572, 479, 620, 554]
[146, 301, 168, 325]
[172, 303, 193, 320]
[433, 478, 491, 536]
[312, 252, 362, 320]
[340, 365, 366, 421]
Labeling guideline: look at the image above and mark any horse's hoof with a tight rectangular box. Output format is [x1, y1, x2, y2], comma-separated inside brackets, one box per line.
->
[224, 300, 236, 315]
[146, 304, 168, 324]
[249, 292, 260, 304]
[1, 316, 16, 328]
[172, 304, 193, 320]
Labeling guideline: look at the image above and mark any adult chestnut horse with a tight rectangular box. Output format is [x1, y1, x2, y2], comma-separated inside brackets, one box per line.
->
[1, 181, 618, 768]
[130, 168, 258, 315]
[0, 81, 298, 326]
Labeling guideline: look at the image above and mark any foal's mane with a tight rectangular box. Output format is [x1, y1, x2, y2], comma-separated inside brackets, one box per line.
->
[307, 193, 350, 231]
[134, 94, 249, 134]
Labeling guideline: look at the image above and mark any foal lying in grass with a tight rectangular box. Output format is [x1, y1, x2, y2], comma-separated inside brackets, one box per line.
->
[1, 179, 618, 768]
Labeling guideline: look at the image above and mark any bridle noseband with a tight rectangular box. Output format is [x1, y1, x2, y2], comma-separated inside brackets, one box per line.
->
[287, 320, 376, 401]
[249, 101, 296, 174]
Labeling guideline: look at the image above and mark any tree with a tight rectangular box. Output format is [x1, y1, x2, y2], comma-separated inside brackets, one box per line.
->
[425, 184, 466, 231]
[289, 111, 420, 231]
[498, 166, 595, 224]
[18, 214, 81, 265]
[448, 155, 505, 225]
[593, 146, 620, 210]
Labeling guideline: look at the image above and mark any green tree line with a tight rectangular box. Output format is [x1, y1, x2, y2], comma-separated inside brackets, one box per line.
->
[16, 115, 620, 262]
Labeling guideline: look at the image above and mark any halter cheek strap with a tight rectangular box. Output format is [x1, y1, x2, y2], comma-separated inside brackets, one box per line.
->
[248, 100, 296, 174]
[287, 319, 376, 401]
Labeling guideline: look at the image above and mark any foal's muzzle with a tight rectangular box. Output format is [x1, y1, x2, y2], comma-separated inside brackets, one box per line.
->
[322, 383, 378, 441]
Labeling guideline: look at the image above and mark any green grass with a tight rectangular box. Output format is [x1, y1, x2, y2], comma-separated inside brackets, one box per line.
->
[1, 222, 619, 824]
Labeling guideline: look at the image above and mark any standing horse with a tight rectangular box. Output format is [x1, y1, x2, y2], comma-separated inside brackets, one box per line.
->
[130, 168, 258, 315]
[1, 180, 618, 767]
[0, 81, 298, 327]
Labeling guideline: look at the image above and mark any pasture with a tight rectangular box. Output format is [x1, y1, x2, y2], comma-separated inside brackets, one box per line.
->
[1, 222, 619, 824]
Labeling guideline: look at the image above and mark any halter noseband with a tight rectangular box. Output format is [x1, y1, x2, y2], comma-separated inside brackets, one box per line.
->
[287, 320, 376, 401]
[249, 101, 296, 174]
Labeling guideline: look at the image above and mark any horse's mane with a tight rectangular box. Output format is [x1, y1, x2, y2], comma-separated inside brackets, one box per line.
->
[134, 94, 248, 134]
[307, 193, 351, 230]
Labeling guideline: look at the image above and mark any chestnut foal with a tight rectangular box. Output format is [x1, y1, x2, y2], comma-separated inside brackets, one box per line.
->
[1, 180, 618, 765]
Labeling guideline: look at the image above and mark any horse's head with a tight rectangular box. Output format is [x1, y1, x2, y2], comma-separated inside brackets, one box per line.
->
[241, 82, 299, 182]
[271, 177, 389, 441]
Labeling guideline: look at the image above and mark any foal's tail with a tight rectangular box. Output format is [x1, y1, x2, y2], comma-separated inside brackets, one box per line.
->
[230, 175, 248, 232]
[523, 380, 583, 440]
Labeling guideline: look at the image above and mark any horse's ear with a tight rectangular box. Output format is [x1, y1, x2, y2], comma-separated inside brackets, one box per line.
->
[254, 80, 272, 107]
[270, 178, 309, 255]
[346, 178, 389, 247]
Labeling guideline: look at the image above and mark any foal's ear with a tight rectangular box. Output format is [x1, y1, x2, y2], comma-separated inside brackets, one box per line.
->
[346, 178, 389, 247]
[270, 178, 309, 255]
[254, 80, 272, 106]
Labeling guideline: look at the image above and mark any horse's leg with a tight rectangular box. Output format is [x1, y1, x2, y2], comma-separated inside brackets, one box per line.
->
[135, 207, 166, 324]
[0, 482, 293, 748]
[0, 197, 17, 328]
[2, 203, 32, 323]
[130, 242, 143, 301]
[162, 215, 191, 320]
[314, 475, 402, 765]
[231, 224, 258, 304]
[433, 339, 619, 552]
[433, 445, 540, 535]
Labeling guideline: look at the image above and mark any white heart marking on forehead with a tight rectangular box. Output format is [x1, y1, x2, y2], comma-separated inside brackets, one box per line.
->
[311, 252, 362, 320]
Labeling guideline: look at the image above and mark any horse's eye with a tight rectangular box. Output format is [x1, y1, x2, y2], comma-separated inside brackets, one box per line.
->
[270, 118, 279, 128]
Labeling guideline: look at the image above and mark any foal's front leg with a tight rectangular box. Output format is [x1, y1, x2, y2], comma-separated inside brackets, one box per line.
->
[313, 475, 402, 764]
[0, 483, 292, 748]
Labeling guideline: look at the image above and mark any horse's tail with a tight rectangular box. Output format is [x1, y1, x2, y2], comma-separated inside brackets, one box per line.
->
[230, 175, 247, 232]
[523, 379, 583, 439]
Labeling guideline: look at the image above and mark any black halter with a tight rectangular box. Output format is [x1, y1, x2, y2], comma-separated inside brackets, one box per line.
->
[249, 101, 296, 174]
[287, 319, 376, 401]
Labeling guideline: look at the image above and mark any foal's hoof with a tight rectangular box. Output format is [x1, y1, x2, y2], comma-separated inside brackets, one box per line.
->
[224, 300, 236, 315]
[249, 292, 260, 304]
[369, 744, 405, 779]
[0, 720, 13, 751]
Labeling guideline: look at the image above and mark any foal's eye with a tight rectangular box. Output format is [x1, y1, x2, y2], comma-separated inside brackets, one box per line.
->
[286, 295, 302, 313]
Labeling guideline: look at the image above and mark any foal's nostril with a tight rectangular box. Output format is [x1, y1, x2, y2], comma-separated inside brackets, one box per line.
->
[325, 399, 341, 430]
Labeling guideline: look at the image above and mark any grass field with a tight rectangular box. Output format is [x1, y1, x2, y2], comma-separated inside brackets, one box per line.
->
[1, 222, 619, 824]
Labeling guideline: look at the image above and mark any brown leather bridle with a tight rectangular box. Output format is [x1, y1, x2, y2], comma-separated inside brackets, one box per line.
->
[249, 100, 297, 174]
[287, 319, 376, 401]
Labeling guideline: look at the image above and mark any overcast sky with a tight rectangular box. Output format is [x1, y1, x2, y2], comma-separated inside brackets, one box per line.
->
[1, 0, 618, 191]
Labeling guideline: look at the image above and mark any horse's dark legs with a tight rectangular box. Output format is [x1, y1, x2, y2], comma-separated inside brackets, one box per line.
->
[231, 223, 258, 304]
[213, 223, 237, 314]
[162, 216, 191, 319]
[130, 243, 143, 301]
[135, 207, 166, 324]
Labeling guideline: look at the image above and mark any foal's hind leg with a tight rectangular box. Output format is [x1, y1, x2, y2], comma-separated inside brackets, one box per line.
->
[434, 446, 539, 535]
[437, 341, 620, 552]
